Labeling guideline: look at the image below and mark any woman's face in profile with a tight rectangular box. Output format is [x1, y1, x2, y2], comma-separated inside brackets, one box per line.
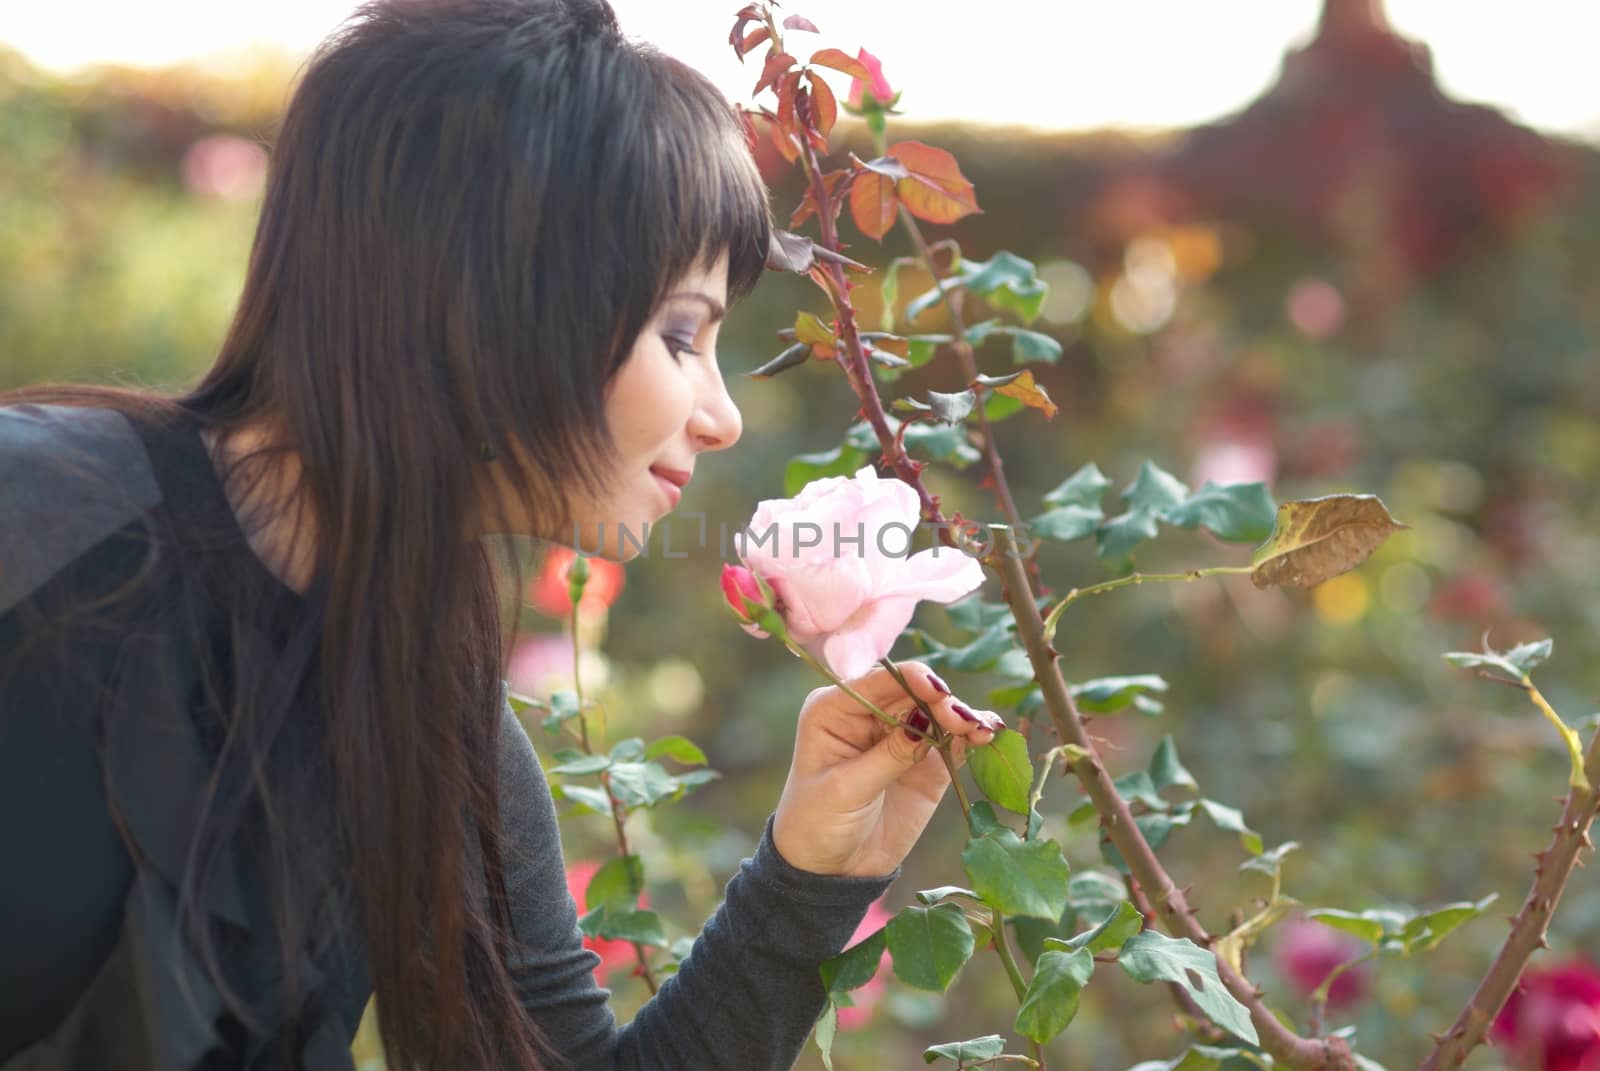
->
[553, 252, 743, 560]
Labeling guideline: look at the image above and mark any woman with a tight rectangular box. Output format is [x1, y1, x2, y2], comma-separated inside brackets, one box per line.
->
[0, 1, 997, 1068]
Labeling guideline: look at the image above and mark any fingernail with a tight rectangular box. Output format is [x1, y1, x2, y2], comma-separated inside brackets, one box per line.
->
[903, 709, 932, 737]
[979, 711, 1005, 733]
[950, 700, 980, 724]
[928, 672, 952, 696]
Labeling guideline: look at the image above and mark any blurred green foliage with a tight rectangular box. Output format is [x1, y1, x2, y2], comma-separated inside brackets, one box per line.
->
[8, 40, 1600, 1071]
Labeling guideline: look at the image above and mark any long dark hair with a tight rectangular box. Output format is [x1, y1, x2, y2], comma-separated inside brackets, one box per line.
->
[4, 0, 769, 1067]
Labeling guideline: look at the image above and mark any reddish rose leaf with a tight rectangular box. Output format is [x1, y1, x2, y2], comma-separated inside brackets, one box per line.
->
[850, 170, 898, 241]
[790, 168, 849, 229]
[806, 70, 838, 138]
[887, 140, 982, 225]
[808, 47, 871, 82]
[736, 107, 760, 153]
[770, 117, 800, 164]
[728, 4, 763, 55]
[783, 13, 820, 32]
[754, 51, 797, 97]
[856, 154, 910, 181]
[735, 25, 771, 59]
[766, 229, 817, 273]
[992, 369, 1056, 418]
[776, 69, 802, 130]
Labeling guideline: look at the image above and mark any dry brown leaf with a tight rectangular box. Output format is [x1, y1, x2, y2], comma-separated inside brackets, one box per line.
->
[1249, 494, 1408, 590]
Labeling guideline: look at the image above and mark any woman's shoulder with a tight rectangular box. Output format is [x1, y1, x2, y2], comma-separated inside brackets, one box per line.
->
[0, 403, 168, 617]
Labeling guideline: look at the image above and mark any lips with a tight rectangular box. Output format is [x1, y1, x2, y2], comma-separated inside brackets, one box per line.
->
[651, 466, 690, 509]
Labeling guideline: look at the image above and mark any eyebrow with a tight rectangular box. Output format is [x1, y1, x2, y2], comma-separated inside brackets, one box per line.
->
[664, 292, 727, 323]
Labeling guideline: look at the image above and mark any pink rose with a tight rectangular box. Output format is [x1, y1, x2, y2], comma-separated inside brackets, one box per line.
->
[1492, 960, 1600, 1071]
[846, 48, 894, 110]
[736, 466, 985, 681]
[720, 563, 773, 639]
[837, 898, 892, 1031]
[1272, 917, 1372, 1010]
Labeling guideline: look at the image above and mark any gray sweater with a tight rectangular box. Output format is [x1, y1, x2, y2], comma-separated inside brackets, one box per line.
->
[0, 402, 897, 1070]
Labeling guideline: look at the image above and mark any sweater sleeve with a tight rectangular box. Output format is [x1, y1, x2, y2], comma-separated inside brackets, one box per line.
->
[494, 702, 897, 1071]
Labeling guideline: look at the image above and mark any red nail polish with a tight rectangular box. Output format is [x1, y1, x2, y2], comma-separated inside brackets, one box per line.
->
[950, 701, 980, 724]
[904, 709, 931, 737]
[928, 672, 952, 696]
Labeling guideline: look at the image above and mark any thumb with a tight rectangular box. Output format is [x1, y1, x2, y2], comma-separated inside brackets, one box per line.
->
[846, 709, 942, 796]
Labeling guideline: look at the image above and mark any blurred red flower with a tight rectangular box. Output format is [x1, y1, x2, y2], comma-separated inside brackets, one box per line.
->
[565, 859, 649, 986]
[836, 899, 892, 1030]
[529, 546, 625, 617]
[1493, 961, 1600, 1071]
[1272, 917, 1372, 1010]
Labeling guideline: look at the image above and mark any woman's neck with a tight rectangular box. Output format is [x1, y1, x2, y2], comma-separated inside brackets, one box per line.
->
[201, 421, 319, 596]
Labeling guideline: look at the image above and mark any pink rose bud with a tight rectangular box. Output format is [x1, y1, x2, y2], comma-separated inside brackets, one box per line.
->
[846, 48, 895, 110]
[721, 564, 777, 639]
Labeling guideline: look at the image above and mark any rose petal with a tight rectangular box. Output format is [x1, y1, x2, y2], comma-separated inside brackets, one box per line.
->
[876, 546, 986, 603]
[820, 595, 919, 680]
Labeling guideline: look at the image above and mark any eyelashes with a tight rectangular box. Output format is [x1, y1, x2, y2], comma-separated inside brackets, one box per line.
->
[662, 333, 701, 360]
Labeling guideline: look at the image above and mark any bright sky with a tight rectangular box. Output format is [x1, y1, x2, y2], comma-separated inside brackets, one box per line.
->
[6, 1, 1599, 139]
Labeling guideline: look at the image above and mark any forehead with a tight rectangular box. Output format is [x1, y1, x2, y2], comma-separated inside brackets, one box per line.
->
[668, 252, 730, 301]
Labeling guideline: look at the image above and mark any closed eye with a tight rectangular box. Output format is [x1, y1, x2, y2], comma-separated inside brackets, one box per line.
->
[663, 333, 701, 361]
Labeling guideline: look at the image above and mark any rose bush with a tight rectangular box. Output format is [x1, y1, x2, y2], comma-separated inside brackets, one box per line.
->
[733, 466, 985, 680]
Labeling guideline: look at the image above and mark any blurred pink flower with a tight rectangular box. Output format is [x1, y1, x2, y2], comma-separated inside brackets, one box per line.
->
[737, 467, 984, 681]
[837, 899, 892, 1030]
[181, 135, 268, 202]
[1493, 960, 1600, 1071]
[1190, 439, 1276, 488]
[565, 860, 650, 987]
[1273, 917, 1372, 1010]
[506, 633, 576, 696]
[846, 48, 894, 110]
[1284, 277, 1346, 340]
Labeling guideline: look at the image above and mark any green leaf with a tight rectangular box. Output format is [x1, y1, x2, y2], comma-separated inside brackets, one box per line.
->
[1068, 871, 1128, 914]
[916, 885, 980, 906]
[1117, 930, 1258, 1044]
[1071, 675, 1169, 715]
[1053, 900, 1144, 954]
[1165, 481, 1278, 544]
[556, 783, 612, 816]
[1445, 640, 1553, 681]
[982, 391, 1027, 423]
[966, 800, 1009, 837]
[1402, 895, 1497, 952]
[606, 762, 679, 808]
[609, 737, 646, 762]
[1043, 463, 1112, 511]
[964, 318, 1003, 346]
[886, 903, 976, 991]
[927, 389, 976, 424]
[543, 689, 582, 732]
[879, 257, 917, 333]
[1199, 799, 1264, 855]
[968, 728, 1033, 814]
[1096, 507, 1162, 564]
[1015, 947, 1095, 1043]
[643, 735, 708, 765]
[578, 905, 669, 947]
[814, 1001, 838, 1071]
[548, 754, 612, 776]
[962, 828, 1071, 920]
[913, 621, 1017, 672]
[1305, 909, 1388, 946]
[907, 334, 951, 367]
[1030, 505, 1103, 544]
[905, 276, 963, 322]
[1007, 327, 1063, 364]
[904, 421, 980, 466]
[1126, 461, 1191, 514]
[785, 445, 870, 497]
[748, 341, 812, 379]
[820, 927, 887, 993]
[994, 647, 1036, 682]
[945, 595, 1016, 633]
[963, 251, 1050, 324]
[1240, 841, 1301, 880]
[922, 1035, 1007, 1065]
[1148, 735, 1198, 792]
[584, 854, 644, 910]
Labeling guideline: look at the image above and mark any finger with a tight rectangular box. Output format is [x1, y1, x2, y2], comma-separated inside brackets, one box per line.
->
[845, 707, 950, 795]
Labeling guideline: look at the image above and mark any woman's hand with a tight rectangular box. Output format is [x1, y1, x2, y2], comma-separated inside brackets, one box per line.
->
[771, 661, 1004, 879]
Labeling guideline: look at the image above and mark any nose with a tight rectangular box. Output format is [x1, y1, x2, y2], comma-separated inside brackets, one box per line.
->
[689, 366, 742, 452]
